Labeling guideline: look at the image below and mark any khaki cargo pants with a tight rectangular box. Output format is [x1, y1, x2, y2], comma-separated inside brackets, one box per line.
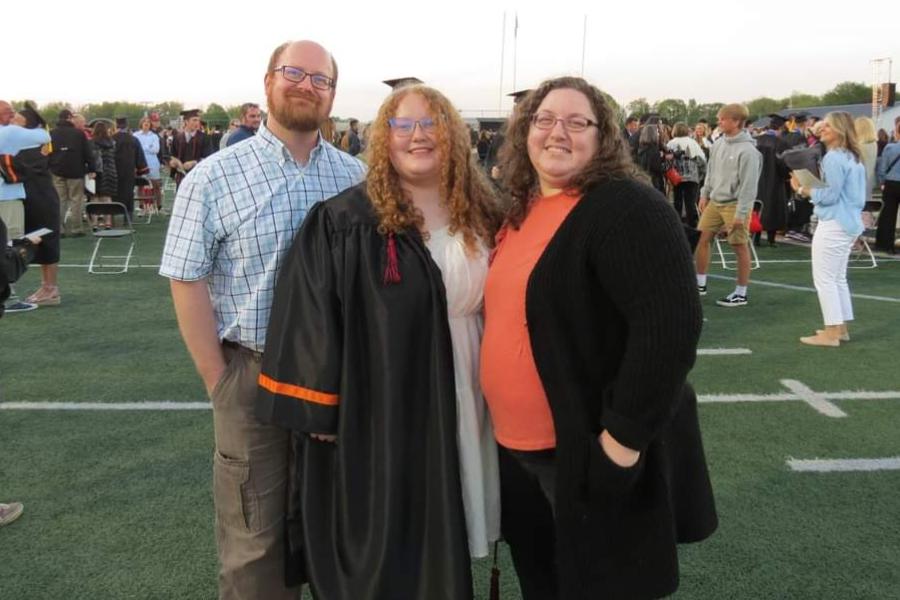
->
[210, 344, 299, 599]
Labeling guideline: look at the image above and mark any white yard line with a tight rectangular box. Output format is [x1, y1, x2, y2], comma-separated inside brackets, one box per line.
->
[697, 348, 752, 356]
[780, 379, 848, 418]
[698, 381, 900, 416]
[0, 402, 210, 410]
[707, 274, 900, 303]
[4, 383, 900, 413]
[787, 457, 900, 472]
[58, 264, 162, 268]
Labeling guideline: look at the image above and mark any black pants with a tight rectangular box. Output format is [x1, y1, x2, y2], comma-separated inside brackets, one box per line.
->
[673, 182, 699, 228]
[499, 446, 558, 600]
[876, 180, 900, 253]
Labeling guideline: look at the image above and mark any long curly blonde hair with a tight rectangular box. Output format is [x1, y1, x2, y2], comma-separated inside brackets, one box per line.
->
[365, 85, 502, 251]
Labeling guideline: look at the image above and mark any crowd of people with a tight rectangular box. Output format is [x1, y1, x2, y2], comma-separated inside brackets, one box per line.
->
[3, 36, 900, 600]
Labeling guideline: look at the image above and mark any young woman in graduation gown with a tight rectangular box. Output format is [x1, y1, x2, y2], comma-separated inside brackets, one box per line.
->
[257, 85, 502, 600]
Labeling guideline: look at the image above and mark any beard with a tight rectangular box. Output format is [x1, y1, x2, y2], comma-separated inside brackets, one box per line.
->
[267, 87, 330, 133]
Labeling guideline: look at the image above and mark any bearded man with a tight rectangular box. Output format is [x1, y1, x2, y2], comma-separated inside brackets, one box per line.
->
[159, 40, 365, 599]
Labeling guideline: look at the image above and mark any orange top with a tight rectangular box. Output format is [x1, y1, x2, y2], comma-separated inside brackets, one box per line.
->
[480, 191, 581, 450]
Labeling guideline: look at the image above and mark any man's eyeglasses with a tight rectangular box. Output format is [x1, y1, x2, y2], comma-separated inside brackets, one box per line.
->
[388, 117, 437, 137]
[273, 66, 335, 91]
[531, 111, 597, 133]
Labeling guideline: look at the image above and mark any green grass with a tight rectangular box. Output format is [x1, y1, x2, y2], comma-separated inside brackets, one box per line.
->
[2, 208, 900, 599]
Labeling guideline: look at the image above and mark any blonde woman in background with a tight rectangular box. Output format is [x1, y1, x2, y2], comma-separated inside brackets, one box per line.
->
[790, 112, 866, 346]
[854, 116, 878, 204]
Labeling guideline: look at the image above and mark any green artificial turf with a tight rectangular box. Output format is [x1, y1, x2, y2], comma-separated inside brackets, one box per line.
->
[2, 207, 899, 599]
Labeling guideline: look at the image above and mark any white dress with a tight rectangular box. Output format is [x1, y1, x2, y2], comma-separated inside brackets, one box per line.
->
[425, 226, 501, 558]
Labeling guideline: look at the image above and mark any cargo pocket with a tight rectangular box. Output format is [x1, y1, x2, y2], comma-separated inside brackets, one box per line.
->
[213, 451, 257, 532]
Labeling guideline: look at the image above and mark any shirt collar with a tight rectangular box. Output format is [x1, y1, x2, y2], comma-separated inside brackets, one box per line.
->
[257, 120, 327, 167]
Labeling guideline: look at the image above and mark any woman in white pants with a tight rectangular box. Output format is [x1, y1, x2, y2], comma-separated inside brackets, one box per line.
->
[790, 111, 866, 347]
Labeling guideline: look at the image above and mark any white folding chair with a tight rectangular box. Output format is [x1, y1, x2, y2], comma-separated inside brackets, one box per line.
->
[850, 198, 881, 269]
[715, 200, 761, 270]
[84, 202, 138, 274]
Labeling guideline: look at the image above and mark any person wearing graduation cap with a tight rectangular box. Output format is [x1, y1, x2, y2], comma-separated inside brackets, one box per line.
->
[112, 117, 149, 216]
[168, 109, 211, 188]
[754, 114, 792, 246]
[11, 103, 63, 305]
[257, 82, 502, 600]
[784, 113, 808, 148]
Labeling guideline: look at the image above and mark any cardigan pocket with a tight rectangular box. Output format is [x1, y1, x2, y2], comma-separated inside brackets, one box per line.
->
[586, 434, 644, 499]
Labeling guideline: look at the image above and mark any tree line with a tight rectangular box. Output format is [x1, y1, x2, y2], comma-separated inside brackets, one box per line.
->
[624, 81, 871, 125]
[11, 81, 872, 129]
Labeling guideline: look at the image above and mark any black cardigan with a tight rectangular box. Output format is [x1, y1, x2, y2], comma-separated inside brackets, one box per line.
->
[523, 178, 718, 599]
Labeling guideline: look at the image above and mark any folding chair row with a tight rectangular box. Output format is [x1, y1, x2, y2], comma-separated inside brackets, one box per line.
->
[84, 202, 138, 274]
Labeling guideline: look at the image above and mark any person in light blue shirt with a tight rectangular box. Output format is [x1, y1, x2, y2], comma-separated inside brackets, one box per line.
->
[790, 111, 866, 347]
[874, 117, 900, 253]
[0, 118, 52, 202]
[134, 117, 162, 212]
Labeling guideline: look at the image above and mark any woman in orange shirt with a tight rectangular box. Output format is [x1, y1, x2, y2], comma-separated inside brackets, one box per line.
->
[480, 77, 717, 600]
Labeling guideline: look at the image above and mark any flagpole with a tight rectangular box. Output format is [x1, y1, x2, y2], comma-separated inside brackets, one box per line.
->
[512, 12, 518, 93]
[581, 15, 587, 76]
[499, 11, 506, 115]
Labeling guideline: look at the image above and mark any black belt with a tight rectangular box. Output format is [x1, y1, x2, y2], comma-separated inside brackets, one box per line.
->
[222, 339, 263, 360]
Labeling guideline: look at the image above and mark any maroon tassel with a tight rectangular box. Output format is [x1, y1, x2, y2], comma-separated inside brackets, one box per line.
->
[489, 541, 500, 600]
[383, 232, 401, 285]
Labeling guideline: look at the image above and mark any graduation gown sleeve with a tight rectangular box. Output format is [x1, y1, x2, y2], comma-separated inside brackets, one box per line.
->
[257, 202, 342, 435]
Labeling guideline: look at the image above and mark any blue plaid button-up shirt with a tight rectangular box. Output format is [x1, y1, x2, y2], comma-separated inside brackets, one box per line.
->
[160, 122, 366, 352]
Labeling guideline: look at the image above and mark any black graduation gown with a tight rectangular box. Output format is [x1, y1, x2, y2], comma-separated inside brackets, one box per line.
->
[113, 131, 148, 213]
[257, 183, 473, 600]
[13, 147, 60, 264]
[170, 131, 211, 187]
[755, 134, 790, 231]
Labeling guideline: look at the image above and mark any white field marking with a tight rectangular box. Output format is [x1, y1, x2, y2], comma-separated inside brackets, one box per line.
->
[746, 258, 900, 264]
[707, 274, 900, 303]
[58, 264, 162, 268]
[698, 380, 900, 417]
[5, 385, 900, 412]
[780, 379, 848, 418]
[787, 457, 900, 472]
[0, 402, 210, 410]
[697, 348, 752, 356]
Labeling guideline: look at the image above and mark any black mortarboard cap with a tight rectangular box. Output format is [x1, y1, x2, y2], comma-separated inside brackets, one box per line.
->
[20, 102, 47, 129]
[508, 89, 532, 104]
[180, 109, 201, 119]
[767, 113, 787, 128]
[383, 77, 423, 90]
[115, 116, 128, 128]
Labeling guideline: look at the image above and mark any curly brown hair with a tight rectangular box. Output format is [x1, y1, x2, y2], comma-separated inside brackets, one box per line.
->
[499, 76, 644, 227]
[365, 85, 502, 251]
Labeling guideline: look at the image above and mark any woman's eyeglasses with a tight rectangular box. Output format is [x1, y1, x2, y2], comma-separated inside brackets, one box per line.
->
[531, 111, 597, 133]
[388, 117, 437, 137]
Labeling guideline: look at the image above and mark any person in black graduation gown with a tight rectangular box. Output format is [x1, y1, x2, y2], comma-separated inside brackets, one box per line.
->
[755, 115, 791, 246]
[257, 85, 502, 600]
[169, 109, 211, 189]
[112, 117, 149, 216]
[12, 104, 62, 305]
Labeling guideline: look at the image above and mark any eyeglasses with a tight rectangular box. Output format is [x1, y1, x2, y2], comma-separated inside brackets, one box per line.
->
[531, 111, 597, 133]
[388, 117, 437, 137]
[272, 66, 335, 91]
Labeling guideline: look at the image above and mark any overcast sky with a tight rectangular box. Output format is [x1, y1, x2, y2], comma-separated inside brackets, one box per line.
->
[4, 0, 897, 121]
